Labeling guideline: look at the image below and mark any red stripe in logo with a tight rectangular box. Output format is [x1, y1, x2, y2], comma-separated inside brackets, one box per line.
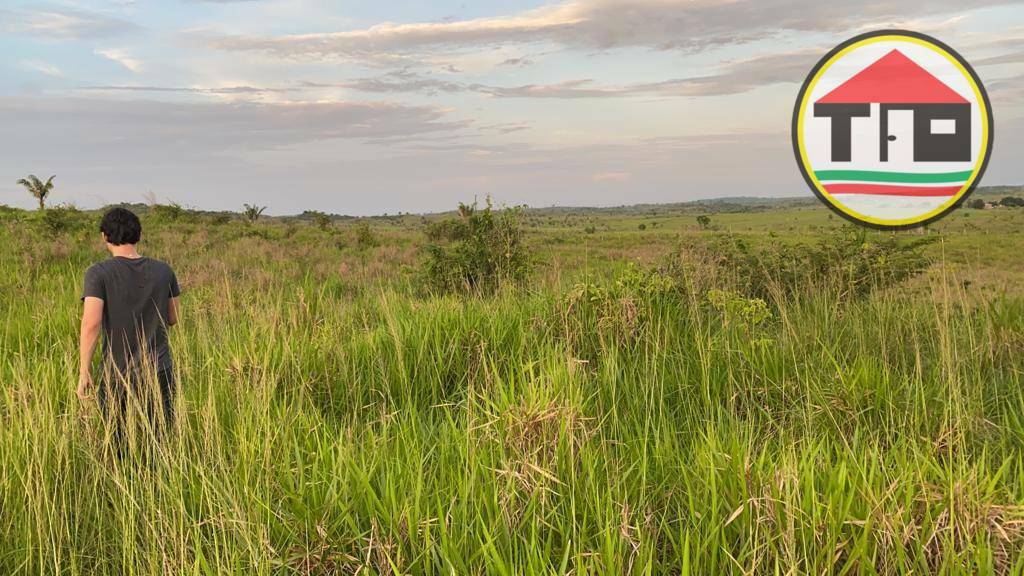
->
[823, 184, 962, 197]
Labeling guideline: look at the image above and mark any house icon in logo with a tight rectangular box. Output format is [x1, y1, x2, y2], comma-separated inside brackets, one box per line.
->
[813, 49, 971, 163]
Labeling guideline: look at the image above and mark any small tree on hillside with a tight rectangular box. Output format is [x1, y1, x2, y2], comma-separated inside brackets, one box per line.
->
[243, 204, 266, 223]
[697, 214, 712, 229]
[16, 175, 55, 210]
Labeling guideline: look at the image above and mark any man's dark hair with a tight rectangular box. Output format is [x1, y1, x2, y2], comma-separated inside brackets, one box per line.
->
[99, 207, 142, 245]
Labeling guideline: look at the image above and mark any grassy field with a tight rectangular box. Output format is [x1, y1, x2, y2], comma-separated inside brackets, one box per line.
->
[1, 195, 1023, 574]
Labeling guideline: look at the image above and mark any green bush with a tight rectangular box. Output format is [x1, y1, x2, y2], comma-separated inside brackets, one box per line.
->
[209, 213, 232, 226]
[29, 206, 87, 236]
[151, 202, 195, 223]
[671, 227, 935, 301]
[354, 222, 378, 249]
[424, 218, 464, 242]
[0, 205, 22, 223]
[560, 263, 680, 360]
[304, 210, 332, 230]
[421, 199, 532, 295]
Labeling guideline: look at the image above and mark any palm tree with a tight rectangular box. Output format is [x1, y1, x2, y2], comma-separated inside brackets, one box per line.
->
[243, 203, 266, 223]
[16, 175, 55, 210]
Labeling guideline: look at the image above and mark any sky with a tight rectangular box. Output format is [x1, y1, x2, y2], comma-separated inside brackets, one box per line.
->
[1, 0, 1023, 215]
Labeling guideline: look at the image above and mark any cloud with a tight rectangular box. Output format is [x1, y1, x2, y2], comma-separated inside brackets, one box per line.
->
[78, 85, 295, 96]
[95, 49, 143, 73]
[90, 55, 823, 102]
[0, 6, 141, 40]
[316, 70, 468, 96]
[0, 101, 804, 214]
[974, 50, 1024, 66]
[200, 0, 1018, 59]
[0, 96, 478, 212]
[20, 60, 64, 78]
[500, 57, 535, 67]
[961, 33, 1024, 65]
[988, 72, 1024, 103]
[0, 97, 468, 158]
[628, 50, 821, 97]
[336, 49, 819, 98]
[592, 171, 630, 181]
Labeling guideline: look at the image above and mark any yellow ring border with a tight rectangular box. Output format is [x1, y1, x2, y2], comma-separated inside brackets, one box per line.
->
[796, 34, 990, 227]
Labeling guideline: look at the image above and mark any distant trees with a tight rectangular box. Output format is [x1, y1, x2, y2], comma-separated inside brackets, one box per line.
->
[697, 215, 712, 229]
[243, 204, 266, 223]
[968, 196, 1024, 209]
[16, 175, 55, 210]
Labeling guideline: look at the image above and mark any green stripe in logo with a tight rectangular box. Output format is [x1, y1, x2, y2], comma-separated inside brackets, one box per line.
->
[814, 170, 973, 184]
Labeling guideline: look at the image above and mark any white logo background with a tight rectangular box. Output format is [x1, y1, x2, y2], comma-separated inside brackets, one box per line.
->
[799, 39, 985, 222]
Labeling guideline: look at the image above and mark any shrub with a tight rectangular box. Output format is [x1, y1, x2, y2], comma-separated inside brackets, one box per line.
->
[30, 205, 86, 236]
[241, 227, 273, 240]
[968, 198, 986, 209]
[998, 196, 1024, 208]
[0, 205, 22, 223]
[638, 223, 647, 231]
[669, 227, 934, 302]
[560, 264, 681, 361]
[697, 215, 712, 229]
[424, 218, 463, 242]
[209, 213, 232, 226]
[707, 289, 772, 332]
[302, 210, 333, 230]
[151, 202, 193, 222]
[354, 222, 378, 249]
[421, 199, 532, 295]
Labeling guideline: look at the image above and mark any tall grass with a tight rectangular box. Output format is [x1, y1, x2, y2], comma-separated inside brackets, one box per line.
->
[1, 217, 1022, 574]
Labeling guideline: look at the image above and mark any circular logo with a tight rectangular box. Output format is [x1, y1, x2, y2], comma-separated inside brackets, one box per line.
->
[793, 30, 993, 229]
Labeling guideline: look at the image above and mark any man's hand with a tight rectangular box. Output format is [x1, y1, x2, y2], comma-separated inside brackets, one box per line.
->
[77, 371, 93, 401]
[79, 295, 103, 403]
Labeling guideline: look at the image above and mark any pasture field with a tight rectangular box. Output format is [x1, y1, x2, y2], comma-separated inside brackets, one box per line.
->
[1, 194, 1023, 574]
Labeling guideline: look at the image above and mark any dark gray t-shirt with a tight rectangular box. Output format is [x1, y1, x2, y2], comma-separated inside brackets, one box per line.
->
[82, 256, 180, 373]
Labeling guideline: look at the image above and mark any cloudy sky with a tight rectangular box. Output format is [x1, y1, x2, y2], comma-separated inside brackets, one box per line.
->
[2, 0, 1023, 215]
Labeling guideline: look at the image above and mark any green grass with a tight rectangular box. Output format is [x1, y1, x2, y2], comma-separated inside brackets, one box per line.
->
[1, 204, 1023, 574]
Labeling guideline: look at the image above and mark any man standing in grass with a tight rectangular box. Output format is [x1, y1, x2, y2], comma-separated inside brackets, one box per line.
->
[78, 207, 181, 441]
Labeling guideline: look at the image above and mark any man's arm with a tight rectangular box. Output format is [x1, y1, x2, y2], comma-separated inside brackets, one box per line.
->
[78, 296, 104, 400]
[168, 296, 179, 327]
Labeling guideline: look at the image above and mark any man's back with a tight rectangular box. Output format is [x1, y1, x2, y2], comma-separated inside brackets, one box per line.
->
[83, 256, 180, 373]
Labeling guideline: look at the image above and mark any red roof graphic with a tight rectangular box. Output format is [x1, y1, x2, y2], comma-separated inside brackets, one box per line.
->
[816, 49, 968, 104]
